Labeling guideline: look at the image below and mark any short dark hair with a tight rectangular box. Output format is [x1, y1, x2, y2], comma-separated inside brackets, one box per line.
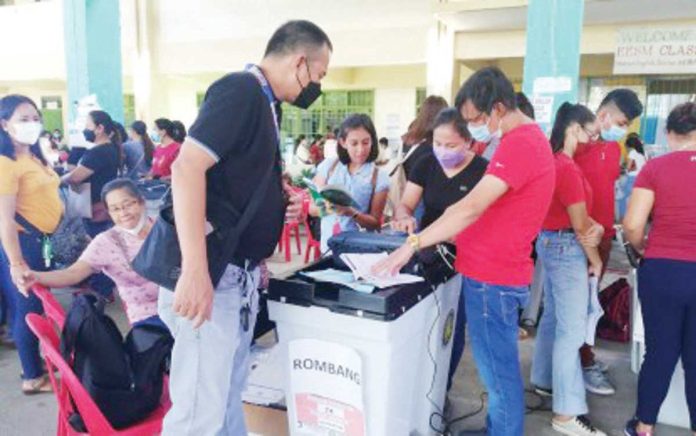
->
[549, 102, 596, 154]
[431, 108, 471, 142]
[515, 92, 535, 119]
[599, 89, 643, 122]
[378, 137, 389, 146]
[337, 113, 379, 165]
[455, 67, 516, 114]
[666, 102, 696, 136]
[101, 177, 145, 205]
[264, 20, 332, 57]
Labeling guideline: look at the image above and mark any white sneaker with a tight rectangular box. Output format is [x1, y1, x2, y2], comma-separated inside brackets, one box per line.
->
[552, 416, 607, 436]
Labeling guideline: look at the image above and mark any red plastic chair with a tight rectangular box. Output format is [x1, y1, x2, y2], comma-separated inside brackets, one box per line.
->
[25, 313, 171, 436]
[278, 220, 302, 262]
[31, 284, 66, 330]
[304, 218, 321, 263]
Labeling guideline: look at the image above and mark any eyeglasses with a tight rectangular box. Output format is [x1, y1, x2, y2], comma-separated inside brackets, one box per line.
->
[583, 127, 599, 141]
[108, 200, 139, 215]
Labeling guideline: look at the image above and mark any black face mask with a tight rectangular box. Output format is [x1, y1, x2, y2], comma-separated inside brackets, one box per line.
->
[292, 59, 322, 109]
[82, 128, 96, 143]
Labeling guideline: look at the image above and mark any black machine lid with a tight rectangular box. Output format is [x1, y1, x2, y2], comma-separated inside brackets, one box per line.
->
[267, 241, 456, 321]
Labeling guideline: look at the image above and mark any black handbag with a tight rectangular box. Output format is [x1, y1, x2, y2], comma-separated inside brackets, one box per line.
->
[131, 163, 275, 290]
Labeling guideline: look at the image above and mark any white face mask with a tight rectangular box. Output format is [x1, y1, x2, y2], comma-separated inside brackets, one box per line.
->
[9, 121, 43, 145]
[120, 213, 147, 236]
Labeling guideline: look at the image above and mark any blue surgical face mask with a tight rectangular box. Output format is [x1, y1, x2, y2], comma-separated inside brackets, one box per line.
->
[468, 120, 501, 144]
[601, 124, 627, 142]
[150, 131, 161, 143]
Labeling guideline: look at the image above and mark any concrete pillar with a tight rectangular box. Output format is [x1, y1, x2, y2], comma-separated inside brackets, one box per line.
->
[426, 20, 457, 103]
[522, 0, 584, 134]
[63, 0, 124, 124]
[131, 0, 157, 123]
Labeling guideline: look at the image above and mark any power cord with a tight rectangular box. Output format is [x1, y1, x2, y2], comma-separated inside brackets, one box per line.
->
[426, 282, 445, 434]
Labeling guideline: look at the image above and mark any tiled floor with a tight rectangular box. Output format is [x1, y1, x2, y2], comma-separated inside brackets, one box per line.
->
[0, 239, 689, 435]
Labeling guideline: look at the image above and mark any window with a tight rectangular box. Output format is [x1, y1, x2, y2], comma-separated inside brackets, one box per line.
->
[280, 90, 374, 142]
[40, 96, 63, 133]
[416, 88, 426, 113]
[123, 94, 135, 126]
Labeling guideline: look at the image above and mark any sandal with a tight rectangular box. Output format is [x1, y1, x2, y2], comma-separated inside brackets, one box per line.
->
[22, 374, 53, 395]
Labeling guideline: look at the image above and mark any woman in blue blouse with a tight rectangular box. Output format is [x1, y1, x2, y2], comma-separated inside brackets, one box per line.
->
[310, 114, 390, 252]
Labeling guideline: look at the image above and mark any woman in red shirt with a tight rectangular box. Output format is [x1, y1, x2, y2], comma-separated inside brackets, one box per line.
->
[623, 102, 696, 436]
[530, 103, 607, 436]
[150, 118, 186, 179]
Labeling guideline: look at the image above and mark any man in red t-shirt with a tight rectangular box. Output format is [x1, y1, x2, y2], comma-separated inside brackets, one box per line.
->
[374, 67, 554, 435]
[574, 88, 643, 394]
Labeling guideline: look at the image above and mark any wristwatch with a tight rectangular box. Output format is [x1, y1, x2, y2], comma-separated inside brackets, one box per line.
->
[406, 233, 421, 253]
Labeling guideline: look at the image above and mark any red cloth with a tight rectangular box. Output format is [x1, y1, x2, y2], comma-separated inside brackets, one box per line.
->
[471, 141, 487, 156]
[542, 153, 593, 230]
[151, 142, 181, 178]
[309, 143, 324, 165]
[574, 140, 621, 238]
[455, 123, 555, 286]
[634, 151, 696, 262]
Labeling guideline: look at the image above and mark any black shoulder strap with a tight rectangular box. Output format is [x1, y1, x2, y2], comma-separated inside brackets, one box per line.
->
[14, 213, 45, 235]
[220, 158, 277, 260]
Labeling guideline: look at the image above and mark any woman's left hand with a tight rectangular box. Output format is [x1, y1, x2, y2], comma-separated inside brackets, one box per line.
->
[371, 243, 415, 277]
[10, 263, 31, 297]
[578, 222, 604, 248]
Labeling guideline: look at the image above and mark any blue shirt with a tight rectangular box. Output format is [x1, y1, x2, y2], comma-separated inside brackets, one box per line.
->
[316, 158, 390, 252]
[123, 140, 151, 179]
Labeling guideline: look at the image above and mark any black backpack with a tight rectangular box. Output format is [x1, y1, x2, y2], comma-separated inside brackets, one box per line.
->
[60, 295, 173, 431]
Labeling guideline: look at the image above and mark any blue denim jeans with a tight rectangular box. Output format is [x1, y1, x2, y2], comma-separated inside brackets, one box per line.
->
[531, 231, 589, 416]
[447, 276, 467, 390]
[0, 229, 48, 380]
[82, 219, 115, 298]
[464, 275, 528, 436]
[158, 264, 260, 435]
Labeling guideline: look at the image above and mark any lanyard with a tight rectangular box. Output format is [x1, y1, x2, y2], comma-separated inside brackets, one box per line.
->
[245, 64, 280, 147]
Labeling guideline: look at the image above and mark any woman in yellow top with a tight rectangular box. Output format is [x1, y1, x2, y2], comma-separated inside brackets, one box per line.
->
[0, 95, 62, 394]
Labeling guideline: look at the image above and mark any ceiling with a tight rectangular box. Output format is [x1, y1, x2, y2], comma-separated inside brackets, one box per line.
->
[437, 0, 696, 32]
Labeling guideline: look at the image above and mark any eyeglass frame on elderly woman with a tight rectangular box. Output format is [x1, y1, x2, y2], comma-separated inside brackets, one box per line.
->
[107, 199, 141, 215]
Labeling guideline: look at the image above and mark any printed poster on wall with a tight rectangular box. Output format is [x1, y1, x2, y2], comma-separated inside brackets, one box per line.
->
[531, 96, 554, 124]
[614, 26, 696, 75]
[288, 339, 366, 436]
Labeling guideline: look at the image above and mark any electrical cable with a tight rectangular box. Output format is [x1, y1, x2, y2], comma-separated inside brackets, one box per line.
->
[427, 279, 445, 434]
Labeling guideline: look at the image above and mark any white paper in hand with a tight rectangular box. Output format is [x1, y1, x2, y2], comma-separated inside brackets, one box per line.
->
[586, 276, 604, 346]
[340, 252, 423, 288]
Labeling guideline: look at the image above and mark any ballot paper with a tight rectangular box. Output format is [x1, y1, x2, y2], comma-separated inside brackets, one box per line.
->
[300, 269, 376, 293]
[586, 276, 604, 346]
[340, 252, 424, 289]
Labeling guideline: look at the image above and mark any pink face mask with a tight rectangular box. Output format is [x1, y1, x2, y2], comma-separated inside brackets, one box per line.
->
[434, 146, 468, 169]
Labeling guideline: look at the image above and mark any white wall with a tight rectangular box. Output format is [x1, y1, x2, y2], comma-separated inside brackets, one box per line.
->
[151, 0, 431, 73]
[373, 88, 417, 146]
[0, 0, 137, 82]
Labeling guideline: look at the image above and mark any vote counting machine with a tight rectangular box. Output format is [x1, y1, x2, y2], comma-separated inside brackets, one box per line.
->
[266, 231, 461, 435]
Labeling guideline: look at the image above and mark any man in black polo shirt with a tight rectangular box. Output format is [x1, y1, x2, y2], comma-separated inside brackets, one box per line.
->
[157, 21, 332, 435]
